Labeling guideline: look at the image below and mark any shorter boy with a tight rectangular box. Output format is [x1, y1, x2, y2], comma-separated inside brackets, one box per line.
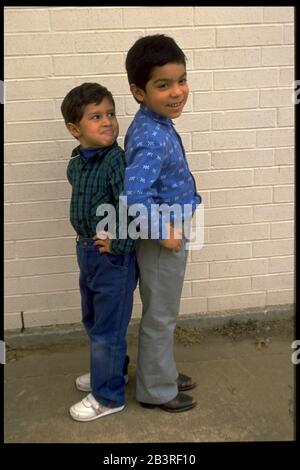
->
[61, 82, 137, 422]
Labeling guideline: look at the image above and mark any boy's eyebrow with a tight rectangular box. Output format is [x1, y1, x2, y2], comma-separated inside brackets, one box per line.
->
[87, 109, 115, 117]
[153, 73, 187, 84]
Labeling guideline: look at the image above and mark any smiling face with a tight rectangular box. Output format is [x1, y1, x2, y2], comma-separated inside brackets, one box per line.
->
[131, 62, 189, 119]
[67, 97, 119, 148]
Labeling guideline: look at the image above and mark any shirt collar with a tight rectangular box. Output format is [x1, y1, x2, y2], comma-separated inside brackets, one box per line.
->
[71, 141, 117, 159]
[139, 104, 174, 126]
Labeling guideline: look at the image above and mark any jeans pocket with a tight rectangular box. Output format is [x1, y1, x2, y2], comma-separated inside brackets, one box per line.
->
[103, 253, 128, 270]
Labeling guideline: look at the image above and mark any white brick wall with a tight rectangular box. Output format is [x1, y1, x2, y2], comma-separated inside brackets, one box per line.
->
[4, 6, 295, 330]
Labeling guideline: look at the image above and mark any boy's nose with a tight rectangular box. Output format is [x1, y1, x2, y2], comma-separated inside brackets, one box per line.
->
[170, 85, 182, 97]
[102, 116, 112, 126]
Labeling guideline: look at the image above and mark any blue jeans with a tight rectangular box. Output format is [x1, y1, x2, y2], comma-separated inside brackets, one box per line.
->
[76, 236, 138, 407]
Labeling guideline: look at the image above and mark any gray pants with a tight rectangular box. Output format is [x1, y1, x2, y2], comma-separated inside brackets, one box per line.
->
[135, 238, 188, 404]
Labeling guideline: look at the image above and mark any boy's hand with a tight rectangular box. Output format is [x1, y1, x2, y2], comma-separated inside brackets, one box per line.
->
[92, 231, 112, 254]
[159, 224, 182, 252]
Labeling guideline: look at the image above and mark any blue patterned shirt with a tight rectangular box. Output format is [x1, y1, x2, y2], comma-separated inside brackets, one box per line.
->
[122, 105, 201, 239]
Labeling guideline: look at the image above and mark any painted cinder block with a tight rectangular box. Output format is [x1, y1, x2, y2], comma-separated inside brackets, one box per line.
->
[4, 6, 295, 328]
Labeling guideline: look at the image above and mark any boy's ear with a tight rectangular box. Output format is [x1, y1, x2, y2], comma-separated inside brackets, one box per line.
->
[130, 84, 145, 103]
[66, 122, 80, 139]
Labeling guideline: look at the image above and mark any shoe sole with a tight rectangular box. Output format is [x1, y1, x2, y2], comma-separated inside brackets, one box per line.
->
[70, 404, 125, 422]
[76, 383, 92, 392]
[140, 401, 197, 413]
[178, 383, 197, 392]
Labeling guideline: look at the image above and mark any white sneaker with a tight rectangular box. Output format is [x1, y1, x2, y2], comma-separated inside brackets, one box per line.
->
[75, 373, 92, 392]
[69, 393, 125, 422]
[75, 372, 129, 392]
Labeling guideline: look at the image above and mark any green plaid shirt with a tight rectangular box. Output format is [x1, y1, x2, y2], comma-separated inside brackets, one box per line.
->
[66, 142, 135, 255]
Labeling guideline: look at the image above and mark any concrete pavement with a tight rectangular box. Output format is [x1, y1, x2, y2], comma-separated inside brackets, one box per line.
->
[4, 312, 295, 443]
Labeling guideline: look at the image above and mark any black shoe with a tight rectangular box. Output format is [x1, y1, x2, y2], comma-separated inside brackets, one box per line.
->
[140, 392, 197, 413]
[177, 372, 197, 391]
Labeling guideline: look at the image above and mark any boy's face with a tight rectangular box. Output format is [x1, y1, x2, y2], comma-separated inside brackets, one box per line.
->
[131, 63, 189, 119]
[67, 97, 119, 148]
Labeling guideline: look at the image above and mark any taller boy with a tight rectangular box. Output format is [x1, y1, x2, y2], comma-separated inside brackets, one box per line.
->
[124, 35, 201, 412]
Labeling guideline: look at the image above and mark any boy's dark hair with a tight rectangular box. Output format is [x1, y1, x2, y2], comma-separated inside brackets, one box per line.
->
[61, 82, 115, 125]
[125, 34, 186, 91]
